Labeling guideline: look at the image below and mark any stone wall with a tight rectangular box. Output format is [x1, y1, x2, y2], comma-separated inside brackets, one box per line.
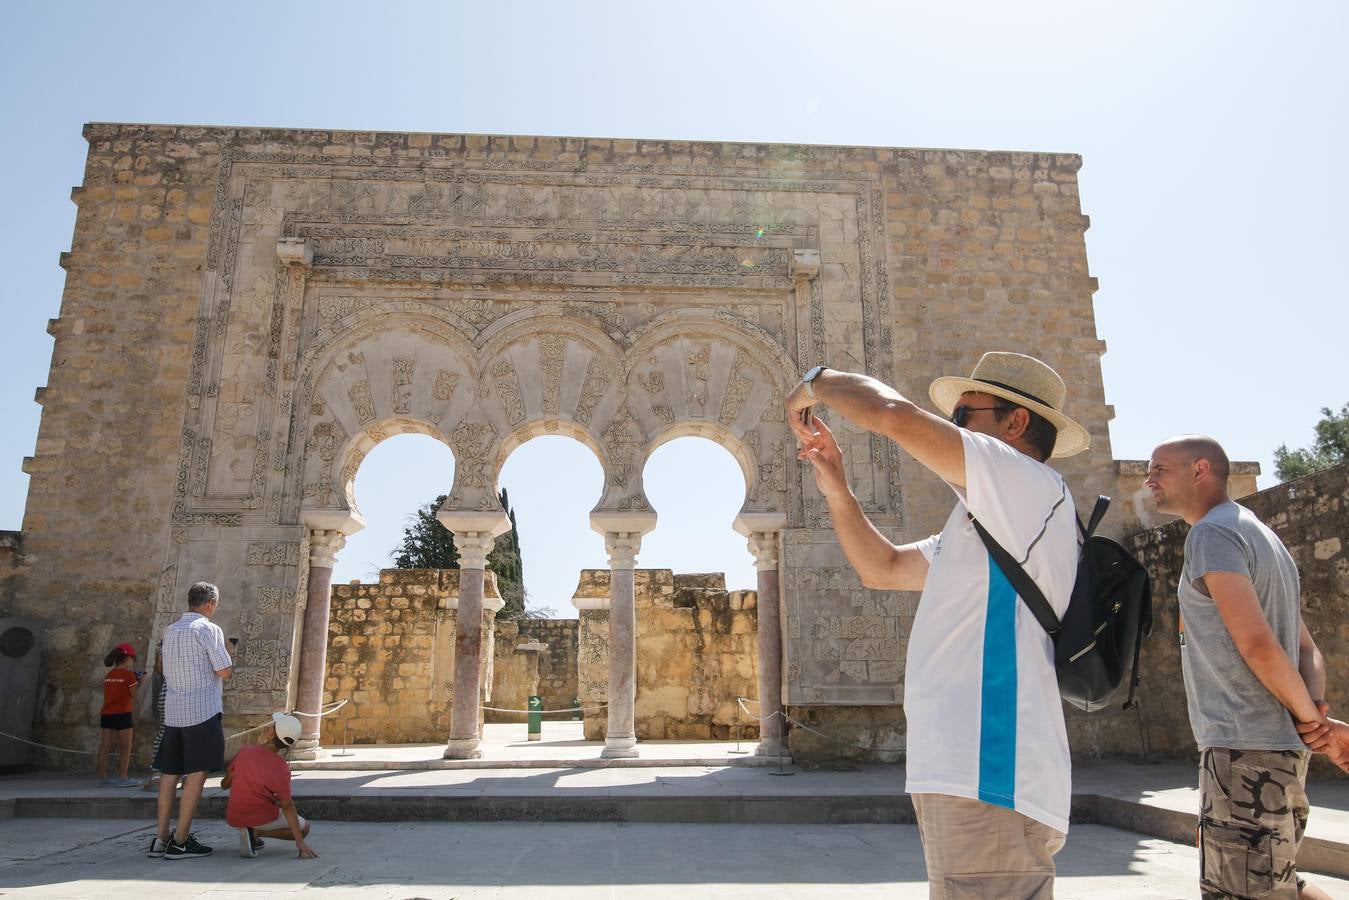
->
[493, 620, 582, 723]
[1113, 463, 1349, 778]
[0, 531, 20, 605]
[10, 123, 1120, 764]
[577, 570, 758, 741]
[319, 569, 500, 745]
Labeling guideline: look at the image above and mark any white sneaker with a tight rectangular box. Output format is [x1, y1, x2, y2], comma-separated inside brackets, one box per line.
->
[238, 827, 258, 858]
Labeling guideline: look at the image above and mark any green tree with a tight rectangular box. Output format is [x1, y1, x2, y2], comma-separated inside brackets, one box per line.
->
[391, 493, 459, 570]
[390, 489, 529, 619]
[487, 488, 527, 620]
[1274, 403, 1349, 481]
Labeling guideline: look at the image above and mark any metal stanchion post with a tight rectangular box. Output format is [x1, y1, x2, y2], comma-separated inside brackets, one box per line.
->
[729, 697, 749, 754]
[769, 706, 793, 776]
[332, 718, 354, 758]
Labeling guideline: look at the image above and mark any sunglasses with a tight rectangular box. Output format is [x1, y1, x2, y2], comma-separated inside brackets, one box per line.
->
[950, 405, 1005, 428]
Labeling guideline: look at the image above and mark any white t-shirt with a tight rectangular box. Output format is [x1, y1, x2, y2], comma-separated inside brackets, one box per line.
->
[904, 430, 1078, 833]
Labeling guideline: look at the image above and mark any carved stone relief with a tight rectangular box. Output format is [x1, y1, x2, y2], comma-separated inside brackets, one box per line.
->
[780, 529, 916, 705]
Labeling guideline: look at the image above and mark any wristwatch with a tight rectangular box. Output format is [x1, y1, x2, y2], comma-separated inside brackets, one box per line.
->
[802, 365, 828, 401]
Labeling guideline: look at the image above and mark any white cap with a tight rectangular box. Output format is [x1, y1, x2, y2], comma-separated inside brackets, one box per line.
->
[272, 712, 302, 746]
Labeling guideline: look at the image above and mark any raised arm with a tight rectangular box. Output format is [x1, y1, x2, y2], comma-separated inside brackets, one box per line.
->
[787, 369, 967, 488]
[796, 413, 929, 591]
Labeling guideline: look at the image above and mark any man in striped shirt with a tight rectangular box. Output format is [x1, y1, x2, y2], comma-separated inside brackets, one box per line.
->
[149, 581, 234, 860]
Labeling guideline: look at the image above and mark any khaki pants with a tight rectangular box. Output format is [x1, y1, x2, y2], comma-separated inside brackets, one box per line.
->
[1199, 748, 1309, 900]
[912, 793, 1066, 899]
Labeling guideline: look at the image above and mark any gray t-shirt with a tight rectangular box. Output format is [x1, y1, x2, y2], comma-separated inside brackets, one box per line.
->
[1179, 500, 1303, 750]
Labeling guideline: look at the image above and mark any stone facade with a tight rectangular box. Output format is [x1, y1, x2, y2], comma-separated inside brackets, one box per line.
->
[319, 568, 501, 745]
[7, 122, 1124, 763]
[576, 570, 758, 741]
[1118, 463, 1349, 778]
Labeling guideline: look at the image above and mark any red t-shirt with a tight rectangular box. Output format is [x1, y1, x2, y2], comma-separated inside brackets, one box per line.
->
[225, 745, 294, 828]
[102, 668, 138, 715]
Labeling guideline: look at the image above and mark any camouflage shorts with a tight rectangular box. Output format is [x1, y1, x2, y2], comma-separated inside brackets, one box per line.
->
[1199, 747, 1310, 900]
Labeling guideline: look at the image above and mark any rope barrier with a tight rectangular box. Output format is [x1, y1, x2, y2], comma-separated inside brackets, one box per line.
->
[226, 699, 349, 741]
[735, 696, 784, 723]
[291, 699, 349, 718]
[0, 728, 96, 755]
[479, 703, 609, 714]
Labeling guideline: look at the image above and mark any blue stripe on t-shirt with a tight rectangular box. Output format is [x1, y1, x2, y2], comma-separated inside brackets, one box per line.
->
[978, 553, 1018, 808]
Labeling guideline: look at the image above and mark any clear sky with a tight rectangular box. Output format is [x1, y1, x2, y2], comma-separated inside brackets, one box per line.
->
[2, 2, 1344, 614]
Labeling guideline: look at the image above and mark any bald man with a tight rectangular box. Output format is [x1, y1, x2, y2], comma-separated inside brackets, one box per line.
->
[1147, 436, 1344, 900]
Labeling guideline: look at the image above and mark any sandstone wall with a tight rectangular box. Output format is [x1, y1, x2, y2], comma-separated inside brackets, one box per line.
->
[12, 123, 1117, 765]
[0, 531, 20, 607]
[7, 125, 226, 762]
[578, 570, 758, 741]
[486, 618, 580, 724]
[319, 568, 500, 745]
[1111, 462, 1349, 778]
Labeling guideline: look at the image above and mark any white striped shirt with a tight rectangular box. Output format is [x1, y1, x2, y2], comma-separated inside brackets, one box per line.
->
[161, 612, 232, 727]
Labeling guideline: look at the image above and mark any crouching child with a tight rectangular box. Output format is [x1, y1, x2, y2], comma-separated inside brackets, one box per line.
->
[221, 712, 318, 859]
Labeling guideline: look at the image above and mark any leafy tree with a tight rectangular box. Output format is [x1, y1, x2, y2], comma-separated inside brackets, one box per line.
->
[391, 489, 529, 619]
[391, 493, 459, 570]
[1274, 403, 1349, 481]
[487, 488, 527, 620]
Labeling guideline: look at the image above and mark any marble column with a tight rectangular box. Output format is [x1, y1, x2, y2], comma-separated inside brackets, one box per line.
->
[600, 531, 643, 758]
[734, 512, 788, 758]
[442, 530, 500, 759]
[291, 528, 347, 759]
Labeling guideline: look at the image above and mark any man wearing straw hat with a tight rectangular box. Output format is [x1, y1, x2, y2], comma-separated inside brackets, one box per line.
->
[788, 352, 1088, 898]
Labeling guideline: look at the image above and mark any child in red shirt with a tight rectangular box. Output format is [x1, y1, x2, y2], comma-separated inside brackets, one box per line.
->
[97, 643, 142, 787]
[221, 713, 318, 859]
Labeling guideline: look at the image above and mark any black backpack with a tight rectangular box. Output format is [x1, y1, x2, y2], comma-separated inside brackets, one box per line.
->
[971, 496, 1153, 712]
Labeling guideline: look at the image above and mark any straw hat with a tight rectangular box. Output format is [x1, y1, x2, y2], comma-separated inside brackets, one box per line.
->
[929, 352, 1090, 458]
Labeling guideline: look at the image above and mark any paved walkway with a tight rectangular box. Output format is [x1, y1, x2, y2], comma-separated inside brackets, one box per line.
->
[4, 818, 1348, 898]
[3, 724, 1348, 895]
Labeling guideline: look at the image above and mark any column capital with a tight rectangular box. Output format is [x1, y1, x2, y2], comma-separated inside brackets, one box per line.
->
[307, 529, 347, 568]
[744, 532, 781, 571]
[603, 532, 644, 570]
[734, 512, 785, 572]
[452, 531, 498, 570]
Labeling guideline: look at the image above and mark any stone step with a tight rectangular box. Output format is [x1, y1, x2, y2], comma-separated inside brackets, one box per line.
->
[3, 788, 1344, 878]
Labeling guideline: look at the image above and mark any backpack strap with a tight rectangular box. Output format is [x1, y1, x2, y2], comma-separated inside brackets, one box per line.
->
[968, 513, 1061, 639]
[1078, 495, 1110, 540]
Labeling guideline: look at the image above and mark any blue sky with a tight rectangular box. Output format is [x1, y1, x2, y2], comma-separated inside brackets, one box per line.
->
[2, 2, 1344, 614]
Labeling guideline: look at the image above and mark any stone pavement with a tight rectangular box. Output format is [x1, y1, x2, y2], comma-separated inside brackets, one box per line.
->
[2, 723, 1348, 896]
[3, 817, 1348, 899]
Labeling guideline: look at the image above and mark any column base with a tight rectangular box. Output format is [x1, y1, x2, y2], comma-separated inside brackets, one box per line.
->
[754, 739, 791, 762]
[442, 737, 482, 760]
[600, 734, 639, 759]
[289, 738, 321, 761]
